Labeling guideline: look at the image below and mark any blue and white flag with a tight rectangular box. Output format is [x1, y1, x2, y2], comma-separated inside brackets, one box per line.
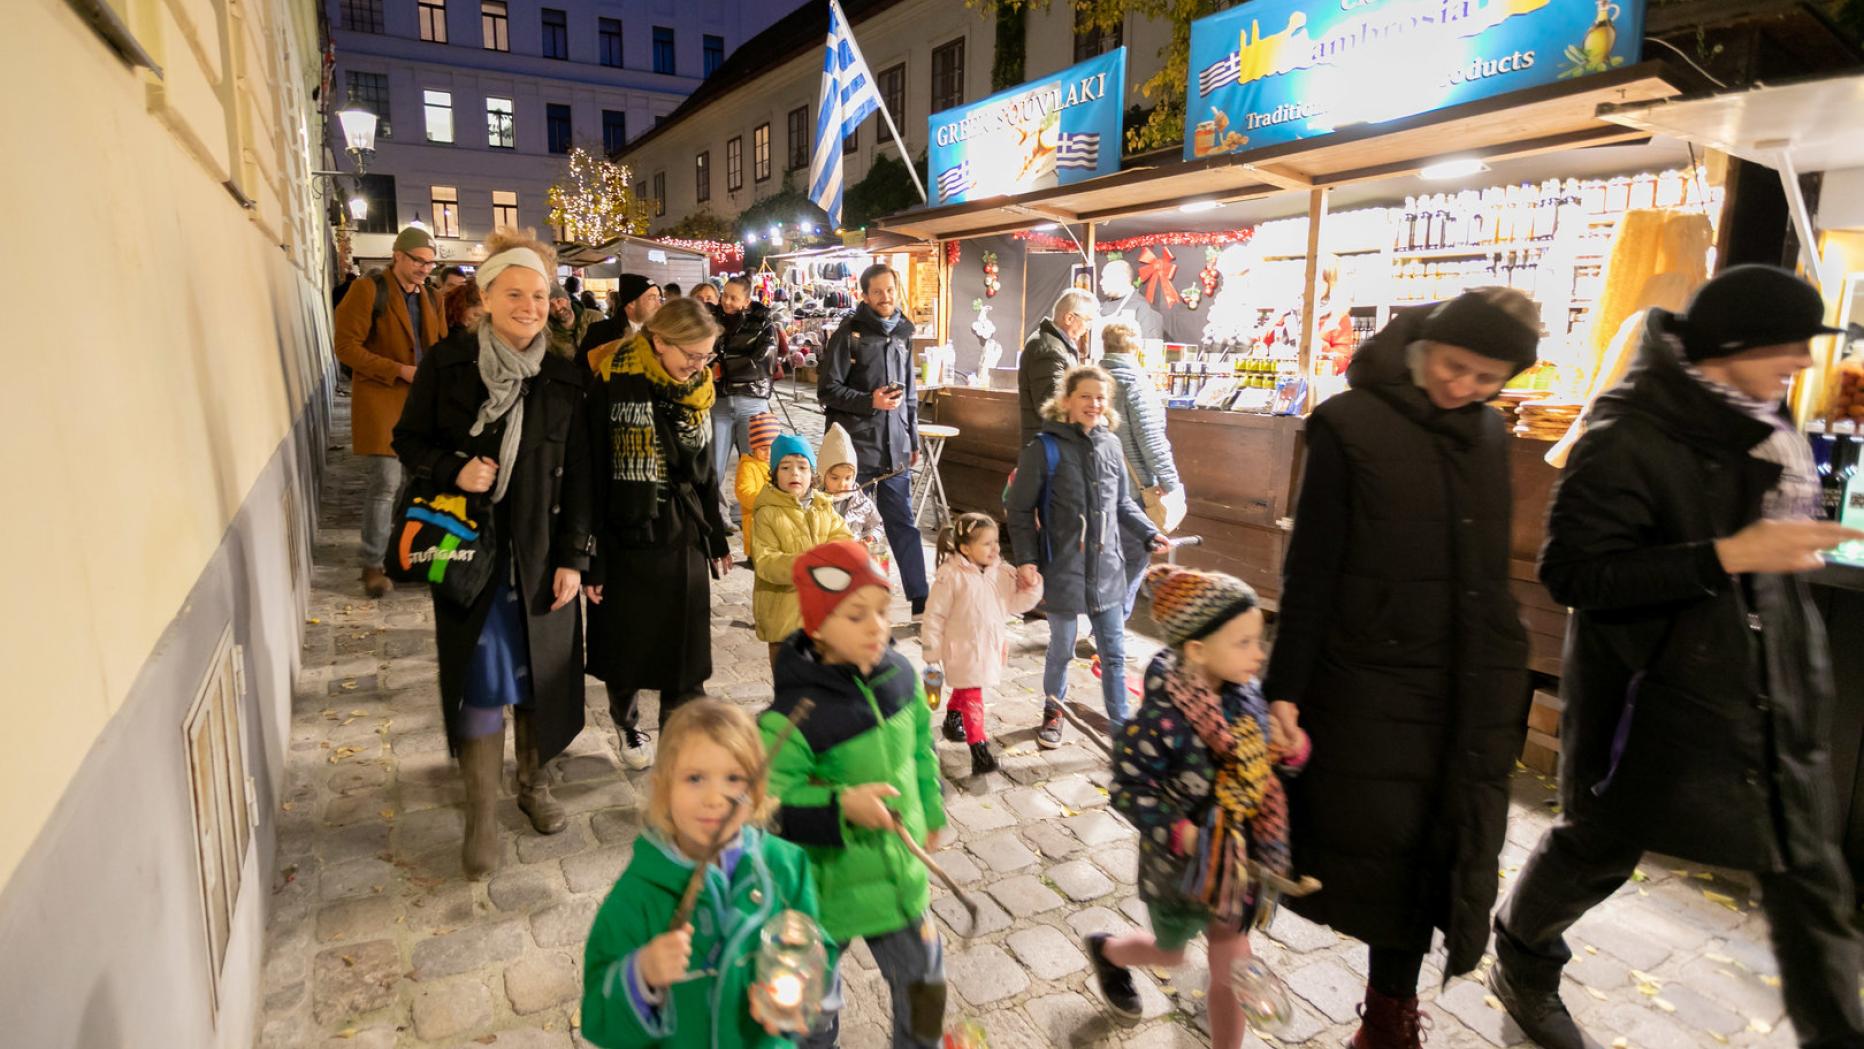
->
[807, 0, 881, 226]
[1197, 51, 1240, 97]
[1056, 133, 1100, 170]
[935, 161, 974, 202]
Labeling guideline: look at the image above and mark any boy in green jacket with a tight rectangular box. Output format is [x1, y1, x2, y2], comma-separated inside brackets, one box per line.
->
[761, 539, 949, 1049]
[583, 700, 828, 1049]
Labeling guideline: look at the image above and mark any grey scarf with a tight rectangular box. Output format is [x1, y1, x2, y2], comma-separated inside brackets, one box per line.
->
[470, 323, 546, 503]
[1676, 343, 1821, 520]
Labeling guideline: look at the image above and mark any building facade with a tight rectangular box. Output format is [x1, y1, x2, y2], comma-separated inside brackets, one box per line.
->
[613, 0, 1169, 234]
[326, 0, 799, 259]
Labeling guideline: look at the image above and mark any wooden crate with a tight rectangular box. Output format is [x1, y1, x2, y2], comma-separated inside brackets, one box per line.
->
[1520, 688, 1563, 774]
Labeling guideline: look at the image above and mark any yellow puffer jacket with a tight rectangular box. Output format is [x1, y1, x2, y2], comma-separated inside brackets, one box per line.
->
[750, 484, 854, 641]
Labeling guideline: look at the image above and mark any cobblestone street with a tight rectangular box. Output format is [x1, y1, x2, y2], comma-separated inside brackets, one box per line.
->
[258, 391, 1817, 1049]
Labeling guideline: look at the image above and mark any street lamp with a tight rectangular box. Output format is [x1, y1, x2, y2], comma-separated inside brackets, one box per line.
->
[347, 196, 369, 223]
[335, 104, 379, 174]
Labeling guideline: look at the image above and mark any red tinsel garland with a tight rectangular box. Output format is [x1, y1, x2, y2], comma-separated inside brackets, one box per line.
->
[1011, 228, 1255, 254]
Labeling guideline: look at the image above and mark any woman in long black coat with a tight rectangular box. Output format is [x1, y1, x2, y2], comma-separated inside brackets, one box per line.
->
[393, 230, 594, 881]
[1262, 289, 1540, 1048]
[583, 297, 733, 771]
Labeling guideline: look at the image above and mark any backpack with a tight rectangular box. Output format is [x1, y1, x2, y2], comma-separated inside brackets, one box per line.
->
[1003, 432, 1062, 563]
[366, 272, 439, 339]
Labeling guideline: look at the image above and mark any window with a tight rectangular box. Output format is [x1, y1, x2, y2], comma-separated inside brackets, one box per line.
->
[492, 190, 518, 228]
[695, 151, 710, 203]
[931, 38, 964, 112]
[878, 62, 905, 134]
[726, 136, 743, 191]
[1073, 11, 1122, 61]
[844, 122, 859, 154]
[546, 103, 572, 154]
[430, 186, 460, 238]
[652, 26, 675, 74]
[418, 0, 446, 42]
[486, 96, 514, 148]
[183, 630, 253, 1013]
[541, 7, 567, 60]
[786, 106, 808, 171]
[602, 110, 627, 154]
[651, 171, 666, 217]
[481, 0, 508, 51]
[423, 90, 453, 143]
[345, 71, 391, 139]
[353, 173, 397, 234]
[340, 0, 383, 33]
[703, 34, 724, 77]
[599, 17, 623, 67]
[753, 123, 771, 182]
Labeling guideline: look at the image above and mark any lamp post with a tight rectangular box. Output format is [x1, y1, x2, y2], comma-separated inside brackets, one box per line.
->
[313, 100, 383, 222]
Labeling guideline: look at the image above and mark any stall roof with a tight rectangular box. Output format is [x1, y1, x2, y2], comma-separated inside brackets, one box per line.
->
[1596, 72, 1864, 174]
[558, 234, 707, 267]
[873, 63, 1685, 242]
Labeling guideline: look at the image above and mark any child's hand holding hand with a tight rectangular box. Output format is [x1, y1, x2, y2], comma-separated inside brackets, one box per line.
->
[841, 783, 901, 830]
[639, 925, 694, 989]
[1015, 564, 1040, 590]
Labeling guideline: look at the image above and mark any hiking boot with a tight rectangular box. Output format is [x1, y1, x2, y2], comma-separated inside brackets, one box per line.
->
[1037, 699, 1065, 750]
[361, 566, 393, 599]
[1074, 636, 1097, 659]
[942, 708, 966, 743]
[513, 711, 566, 835]
[1347, 986, 1429, 1049]
[969, 741, 999, 777]
[1083, 933, 1143, 1021]
[619, 727, 655, 771]
[1490, 958, 1601, 1049]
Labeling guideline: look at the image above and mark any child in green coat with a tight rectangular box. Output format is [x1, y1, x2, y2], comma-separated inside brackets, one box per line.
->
[761, 539, 950, 1049]
[583, 699, 828, 1049]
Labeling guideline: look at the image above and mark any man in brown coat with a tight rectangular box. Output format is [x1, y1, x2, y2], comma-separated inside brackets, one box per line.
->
[333, 225, 444, 596]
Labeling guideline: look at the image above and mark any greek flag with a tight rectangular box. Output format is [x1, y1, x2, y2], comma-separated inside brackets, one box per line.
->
[935, 161, 973, 202]
[1198, 51, 1241, 96]
[1056, 133, 1100, 171]
[807, 0, 881, 226]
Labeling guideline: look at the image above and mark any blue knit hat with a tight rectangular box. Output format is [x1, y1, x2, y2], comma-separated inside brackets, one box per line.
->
[769, 433, 815, 475]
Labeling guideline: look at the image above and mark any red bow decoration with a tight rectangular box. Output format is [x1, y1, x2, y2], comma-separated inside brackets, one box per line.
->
[1136, 246, 1181, 308]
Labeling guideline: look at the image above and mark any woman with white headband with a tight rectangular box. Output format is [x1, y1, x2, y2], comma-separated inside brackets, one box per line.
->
[392, 228, 596, 880]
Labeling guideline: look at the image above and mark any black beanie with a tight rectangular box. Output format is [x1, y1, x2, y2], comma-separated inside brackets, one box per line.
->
[616, 273, 652, 310]
[1674, 265, 1842, 361]
[1416, 292, 1541, 374]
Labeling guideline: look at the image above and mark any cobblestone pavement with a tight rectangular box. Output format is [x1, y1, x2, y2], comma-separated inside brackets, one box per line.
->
[259, 389, 1813, 1049]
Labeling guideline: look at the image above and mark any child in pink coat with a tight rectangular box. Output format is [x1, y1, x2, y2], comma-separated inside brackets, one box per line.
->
[921, 513, 1044, 777]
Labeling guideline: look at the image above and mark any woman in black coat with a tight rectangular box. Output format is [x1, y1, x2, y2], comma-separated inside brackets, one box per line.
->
[1262, 289, 1540, 1048]
[582, 297, 733, 771]
[392, 230, 594, 881]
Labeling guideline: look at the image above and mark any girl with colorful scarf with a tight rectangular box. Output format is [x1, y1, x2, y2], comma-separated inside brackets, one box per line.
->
[1090, 565, 1310, 1048]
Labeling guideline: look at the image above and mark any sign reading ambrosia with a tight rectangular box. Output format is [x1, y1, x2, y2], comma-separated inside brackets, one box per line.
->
[929, 48, 1126, 205]
[1184, 0, 1645, 159]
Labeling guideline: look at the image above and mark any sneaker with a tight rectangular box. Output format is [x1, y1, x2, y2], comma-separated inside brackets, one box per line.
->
[1489, 956, 1601, 1049]
[619, 728, 655, 771]
[968, 741, 999, 777]
[942, 708, 966, 743]
[1083, 933, 1143, 1021]
[1037, 699, 1065, 750]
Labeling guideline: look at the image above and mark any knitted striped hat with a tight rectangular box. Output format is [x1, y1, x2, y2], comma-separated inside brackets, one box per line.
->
[747, 412, 780, 454]
[1146, 564, 1259, 646]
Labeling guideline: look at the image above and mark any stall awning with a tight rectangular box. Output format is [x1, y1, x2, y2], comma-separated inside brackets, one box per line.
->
[873, 62, 1685, 242]
[558, 234, 709, 268]
[1596, 71, 1864, 174]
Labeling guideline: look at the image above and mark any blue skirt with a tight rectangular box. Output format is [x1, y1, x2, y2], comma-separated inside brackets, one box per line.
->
[463, 577, 534, 709]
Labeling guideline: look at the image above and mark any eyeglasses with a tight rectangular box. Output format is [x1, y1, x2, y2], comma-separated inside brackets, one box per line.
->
[656, 338, 715, 367]
[401, 253, 439, 269]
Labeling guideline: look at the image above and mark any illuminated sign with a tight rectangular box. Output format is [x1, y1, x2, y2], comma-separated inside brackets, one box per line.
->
[1184, 0, 1646, 158]
[928, 48, 1126, 205]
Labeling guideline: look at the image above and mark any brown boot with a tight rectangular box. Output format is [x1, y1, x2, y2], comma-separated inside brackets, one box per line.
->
[458, 725, 503, 880]
[361, 565, 393, 598]
[513, 710, 566, 834]
[1347, 986, 1429, 1049]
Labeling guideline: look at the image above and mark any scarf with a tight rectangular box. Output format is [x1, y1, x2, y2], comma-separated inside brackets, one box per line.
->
[1676, 345, 1822, 520]
[602, 332, 715, 521]
[1159, 650, 1291, 924]
[470, 324, 546, 503]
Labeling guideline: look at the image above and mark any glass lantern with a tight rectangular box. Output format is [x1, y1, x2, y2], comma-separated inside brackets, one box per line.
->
[750, 909, 827, 1034]
[1229, 955, 1295, 1036]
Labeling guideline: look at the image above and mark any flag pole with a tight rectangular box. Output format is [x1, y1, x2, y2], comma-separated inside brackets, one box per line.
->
[833, 0, 927, 205]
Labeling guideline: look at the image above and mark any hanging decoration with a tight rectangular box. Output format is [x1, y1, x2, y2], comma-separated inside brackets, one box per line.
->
[1181, 284, 1203, 310]
[1200, 247, 1223, 296]
[1135, 246, 1181, 308]
[945, 240, 962, 267]
[1012, 227, 1256, 255]
[653, 237, 745, 271]
[981, 251, 1001, 298]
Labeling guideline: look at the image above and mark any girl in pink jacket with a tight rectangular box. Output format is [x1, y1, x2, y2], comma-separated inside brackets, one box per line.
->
[921, 513, 1044, 777]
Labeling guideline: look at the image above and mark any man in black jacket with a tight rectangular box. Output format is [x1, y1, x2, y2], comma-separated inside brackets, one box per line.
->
[1492, 267, 1864, 1049]
[579, 273, 660, 369]
[1017, 287, 1096, 444]
[711, 276, 780, 497]
[818, 263, 929, 612]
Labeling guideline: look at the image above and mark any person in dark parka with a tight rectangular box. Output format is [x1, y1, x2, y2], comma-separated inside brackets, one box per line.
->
[1262, 288, 1541, 1049]
[1492, 267, 1864, 1049]
[392, 230, 594, 881]
[1017, 287, 1095, 445]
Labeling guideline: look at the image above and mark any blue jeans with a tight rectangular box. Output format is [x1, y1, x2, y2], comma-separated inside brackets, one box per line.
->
[711, 394, 769, 517]
[863, 467, 928, 603]
[1043, 605, 1130, 730]
[801, 915, 945, 1049]
[359, 454, 402, 568]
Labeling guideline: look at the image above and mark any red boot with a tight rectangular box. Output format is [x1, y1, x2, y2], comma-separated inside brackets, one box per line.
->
[1347, 986, 1429, 1049]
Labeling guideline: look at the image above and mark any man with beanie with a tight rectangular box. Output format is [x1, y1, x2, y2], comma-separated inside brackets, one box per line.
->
[1492, 266, 1864, 1049]
[580, 273, 661, 370]
[333, 224, 444, 597]
[545, 282, 592, 360]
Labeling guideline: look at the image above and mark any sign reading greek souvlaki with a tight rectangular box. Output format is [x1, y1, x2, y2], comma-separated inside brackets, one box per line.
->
[929, 48, 1126, 205]
[1184, 0, 1646, 159]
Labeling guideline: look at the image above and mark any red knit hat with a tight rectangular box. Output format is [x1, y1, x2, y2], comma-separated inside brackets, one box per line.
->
[792, 539, 892, 635]
[747, 412, 780, 454]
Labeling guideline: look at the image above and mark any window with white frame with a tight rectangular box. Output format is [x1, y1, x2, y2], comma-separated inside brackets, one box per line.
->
[486, 97, 515, 149]
[492, 190, 518, 228]
[423, 90, 453, 143]
[431, 185, 460, 237]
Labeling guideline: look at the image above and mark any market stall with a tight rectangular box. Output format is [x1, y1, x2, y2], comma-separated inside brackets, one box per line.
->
[565, 235, 711, 302]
